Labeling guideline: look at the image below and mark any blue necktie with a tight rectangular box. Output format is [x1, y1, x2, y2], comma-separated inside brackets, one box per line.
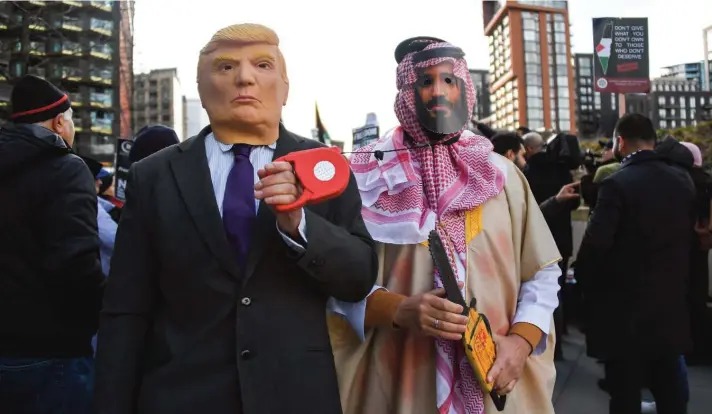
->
[222, 144, 255, 267]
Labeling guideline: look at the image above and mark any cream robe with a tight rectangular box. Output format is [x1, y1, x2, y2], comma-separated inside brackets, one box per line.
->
[328, 156, 561, 414]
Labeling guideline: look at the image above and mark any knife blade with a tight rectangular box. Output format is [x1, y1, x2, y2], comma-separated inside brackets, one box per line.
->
[428, 230, 468, 316]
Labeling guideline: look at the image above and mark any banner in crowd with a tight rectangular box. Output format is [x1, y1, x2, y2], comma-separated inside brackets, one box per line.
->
[114, 138, 133, 202]
[592, 17, 650, 93]
[352, 125, 379, 150]
[352, 112, 380, 150]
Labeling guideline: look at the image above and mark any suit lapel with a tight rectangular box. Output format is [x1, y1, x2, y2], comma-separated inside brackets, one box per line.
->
[170, 128, 242, 280]
[243, 124, 302, 286]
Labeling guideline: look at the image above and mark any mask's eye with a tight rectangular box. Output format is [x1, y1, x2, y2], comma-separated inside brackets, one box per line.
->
[417, 75, 433, 88]
[444, 76, 454, 85]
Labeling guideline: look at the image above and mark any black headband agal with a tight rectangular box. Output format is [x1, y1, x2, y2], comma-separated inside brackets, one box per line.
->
[412, 46, 465, 64]
[394, 36, 447, 64]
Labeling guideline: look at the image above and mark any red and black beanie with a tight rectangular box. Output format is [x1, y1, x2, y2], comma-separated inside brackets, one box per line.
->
[10, 75, 71, 124]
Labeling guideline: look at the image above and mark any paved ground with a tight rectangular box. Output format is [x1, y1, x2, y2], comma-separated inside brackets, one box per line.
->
[552, 329, 712, 413]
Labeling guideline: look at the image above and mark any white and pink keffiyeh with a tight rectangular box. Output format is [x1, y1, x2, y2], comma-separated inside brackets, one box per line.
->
[350, 42, 505, 414]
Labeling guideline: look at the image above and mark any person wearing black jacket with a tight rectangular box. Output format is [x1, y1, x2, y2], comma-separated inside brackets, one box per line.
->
[522, 131, 579, 359]
[577, 114, 695, 414]
[0, 75, 103, 414]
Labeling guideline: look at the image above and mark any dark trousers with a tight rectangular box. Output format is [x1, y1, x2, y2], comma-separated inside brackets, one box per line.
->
[0, 356, 95, 414]
[604, 355, 688, 414]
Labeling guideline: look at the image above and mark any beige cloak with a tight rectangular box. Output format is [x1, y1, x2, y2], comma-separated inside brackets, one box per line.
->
[328, 155, 561, 414]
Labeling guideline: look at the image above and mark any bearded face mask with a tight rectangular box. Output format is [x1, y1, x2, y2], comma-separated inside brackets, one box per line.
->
[394, 39, 475, 143]
[412, 49, 470, 136]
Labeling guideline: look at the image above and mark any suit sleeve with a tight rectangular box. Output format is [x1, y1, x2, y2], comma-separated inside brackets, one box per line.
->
[95, 165, 158, 414]
[295, 171, 378, 302]
[539, 196, 561, 222]
[39, 156, 104, 329]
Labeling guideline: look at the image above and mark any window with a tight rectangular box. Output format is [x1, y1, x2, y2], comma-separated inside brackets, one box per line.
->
[527, 73, 541, 86]
[527, 86, 542, 97]
[523, 18, 537, 31]
[525, 42, 538, 52]
[658, 96, 666, 106]
[525, 52, 541, 63]
[526, 64, 541, 75]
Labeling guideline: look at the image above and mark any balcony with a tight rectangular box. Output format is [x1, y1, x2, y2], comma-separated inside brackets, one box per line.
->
[89, 67, 113, 85]
[89, 41, 112, 60]
[53, 65, 83, 82]
[90, 18, 113, 37]
[28, 21, 49, 32]
[51, 41, 82, 57]
[90, 91, 112, 109]
[28, 41, 46, 57]
[90, 111, 113, 135]
[89, 1, 112, 13]
[54, 16, 83, 32]
[69, 92, 83, 107]
[61, 0, 83, 7]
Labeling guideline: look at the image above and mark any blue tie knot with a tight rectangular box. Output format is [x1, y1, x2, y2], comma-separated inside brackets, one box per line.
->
[232, 144, 252, 158]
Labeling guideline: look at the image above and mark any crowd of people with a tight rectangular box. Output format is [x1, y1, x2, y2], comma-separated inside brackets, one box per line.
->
[1, 22, 710, 414]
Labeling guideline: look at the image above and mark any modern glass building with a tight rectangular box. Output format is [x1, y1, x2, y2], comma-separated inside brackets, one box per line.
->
[0, 0, 134, 165]
[482, 0, 576, 133]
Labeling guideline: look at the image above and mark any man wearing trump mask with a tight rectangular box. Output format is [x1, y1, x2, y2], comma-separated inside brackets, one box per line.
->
[329, 36, 562, 414]
[95, 23, 377, 414]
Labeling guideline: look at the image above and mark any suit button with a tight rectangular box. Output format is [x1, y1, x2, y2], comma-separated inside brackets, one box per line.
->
[241, 297, 251, 306]
[240, 350, 252, 360]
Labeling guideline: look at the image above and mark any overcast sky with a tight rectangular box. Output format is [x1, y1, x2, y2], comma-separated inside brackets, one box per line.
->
[133, 0, 710, 145]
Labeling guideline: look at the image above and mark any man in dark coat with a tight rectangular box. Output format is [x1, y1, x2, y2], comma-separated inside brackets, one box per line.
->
[95, 23, 378, 414]
[0, 75, 103, 414]
[576, 114, 695, 414]
[522, 131, 578, 359]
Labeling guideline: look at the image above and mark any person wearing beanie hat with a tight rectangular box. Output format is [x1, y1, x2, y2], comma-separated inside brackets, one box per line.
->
[0, 75, 102, 413]
[128, 124, 180, 163]
[10, 74, 76, 147]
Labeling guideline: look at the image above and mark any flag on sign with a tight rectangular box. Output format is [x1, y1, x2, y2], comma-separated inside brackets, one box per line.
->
[315, 102, 331, 146]
[596, 21, 613, 75]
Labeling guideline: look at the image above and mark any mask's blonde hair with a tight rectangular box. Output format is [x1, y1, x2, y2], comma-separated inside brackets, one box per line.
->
[198, 23, 288, 84]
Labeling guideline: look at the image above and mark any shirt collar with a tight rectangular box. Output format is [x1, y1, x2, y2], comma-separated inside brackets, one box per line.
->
[208, 132, 277, 153]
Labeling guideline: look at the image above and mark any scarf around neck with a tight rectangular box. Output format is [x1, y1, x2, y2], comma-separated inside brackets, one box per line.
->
[350, 41, 505, 414]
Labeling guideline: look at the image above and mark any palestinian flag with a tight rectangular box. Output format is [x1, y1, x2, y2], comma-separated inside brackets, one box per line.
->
[595, 21, 613, 75]
[315, 102, 331, 146]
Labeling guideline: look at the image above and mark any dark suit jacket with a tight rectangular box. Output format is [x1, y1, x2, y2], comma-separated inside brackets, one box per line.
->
[95, 125, 378, 414]
[576, 151, 696, 360]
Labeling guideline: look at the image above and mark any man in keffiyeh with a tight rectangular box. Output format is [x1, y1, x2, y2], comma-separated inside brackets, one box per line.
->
[328, 37, 562, 414]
